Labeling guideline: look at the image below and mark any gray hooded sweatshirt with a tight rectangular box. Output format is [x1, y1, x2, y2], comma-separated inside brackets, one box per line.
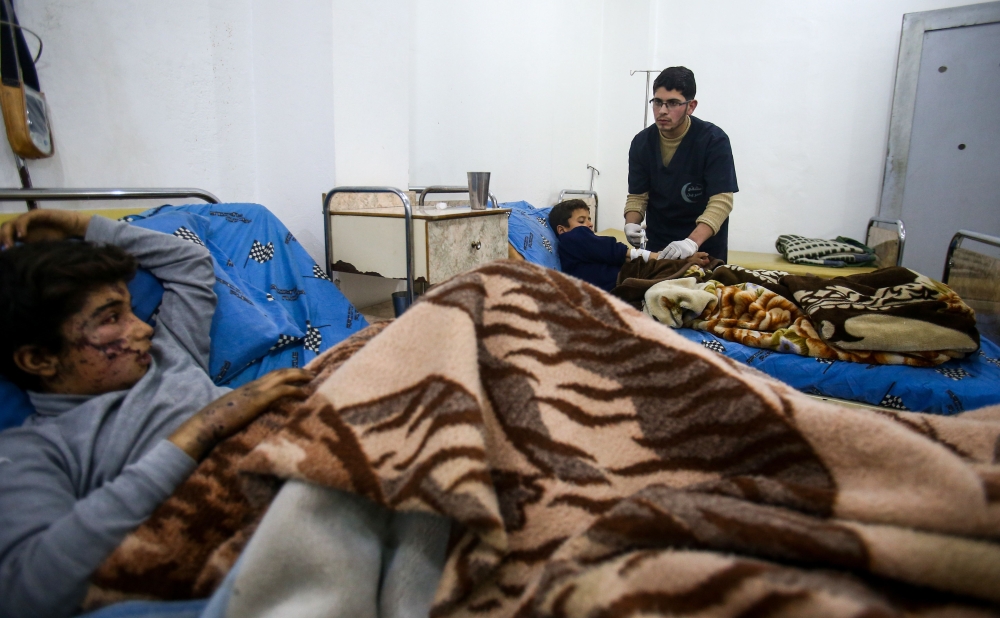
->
[0, 217, 231, 618]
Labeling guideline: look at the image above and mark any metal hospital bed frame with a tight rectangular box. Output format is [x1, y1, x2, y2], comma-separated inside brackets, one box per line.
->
[0, 187, 220, 208]
[943, 229, 1000, 345]
[411, 185, 498, 213]
[323, 186, 416, 307]
[866, 217, 906, 268]
[322, 185, 501, 309]
[558, 164, 600, 226]
[943, 230, 1000, 282]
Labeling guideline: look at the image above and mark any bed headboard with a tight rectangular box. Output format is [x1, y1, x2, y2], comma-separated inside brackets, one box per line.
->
[0, 188, 220, 225]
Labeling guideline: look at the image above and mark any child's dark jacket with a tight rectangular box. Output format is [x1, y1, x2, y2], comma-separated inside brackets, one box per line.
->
[557, 226, 628, 292]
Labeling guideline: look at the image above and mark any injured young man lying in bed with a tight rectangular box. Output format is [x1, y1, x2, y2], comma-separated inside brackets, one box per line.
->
[0, 209, 313, 618]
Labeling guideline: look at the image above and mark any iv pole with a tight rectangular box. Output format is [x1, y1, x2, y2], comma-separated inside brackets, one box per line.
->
[630, 69, 660, 129]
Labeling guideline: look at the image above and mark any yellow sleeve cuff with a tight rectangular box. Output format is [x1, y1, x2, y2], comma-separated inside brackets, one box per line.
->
[624, 193, 648, 218]
[696, 193, 734, 234]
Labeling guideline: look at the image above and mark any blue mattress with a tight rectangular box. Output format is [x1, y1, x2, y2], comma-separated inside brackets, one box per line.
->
[673, 328, 1000, 414]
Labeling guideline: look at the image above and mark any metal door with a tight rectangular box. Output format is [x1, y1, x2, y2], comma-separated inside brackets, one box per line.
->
[880, 3, 1000, 279]
[900, 20, 1000, 278]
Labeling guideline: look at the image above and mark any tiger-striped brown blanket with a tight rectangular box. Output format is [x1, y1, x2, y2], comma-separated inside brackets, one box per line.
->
[88, 261, 1000, 616]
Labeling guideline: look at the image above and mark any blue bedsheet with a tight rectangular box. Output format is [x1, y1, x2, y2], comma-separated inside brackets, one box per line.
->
[125, 203, 367, 387]
[0, 203, 367, 430]
[505, 201, 561, 271]
[673, 328, 1000, 414]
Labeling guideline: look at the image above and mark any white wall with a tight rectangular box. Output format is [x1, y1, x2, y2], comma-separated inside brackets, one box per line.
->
[409, 0, 604, 212]
[650, 0, 997, 252]
[593, 0, 656, 232]
[1, 0, 993, 261]
[331, 0, 411, 188]
[1, 0, 337, 262]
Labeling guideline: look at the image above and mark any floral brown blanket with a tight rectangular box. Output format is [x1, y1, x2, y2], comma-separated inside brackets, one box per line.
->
[646, 265, 980, 366]
[88, 261, 1000, 616]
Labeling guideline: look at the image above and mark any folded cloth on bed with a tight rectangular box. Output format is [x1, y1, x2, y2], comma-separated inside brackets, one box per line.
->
[648, 278, 962, 366]
[776, 234, 876, 266]
[785, 267, 979, 353]
[710, 264, 980, 357]
[82, 261, 1000, 617]
[642, 277, 718, 327]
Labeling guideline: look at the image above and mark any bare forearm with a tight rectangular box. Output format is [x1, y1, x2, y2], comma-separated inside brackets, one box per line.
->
[167, 389, 263, 461]
[169, 368, 314, 461]
[625, 211, 643, 225]
[688, 223, 715, 247]
[168, 416, 217, 462]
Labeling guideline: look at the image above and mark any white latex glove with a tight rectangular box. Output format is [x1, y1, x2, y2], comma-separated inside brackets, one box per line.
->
[624, 223, 644, 248]
[662, 238, 699, 260]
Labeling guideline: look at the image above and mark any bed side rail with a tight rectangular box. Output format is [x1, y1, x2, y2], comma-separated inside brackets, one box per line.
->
[411, 185, 499, 211]
[323, 186, 415, 306]
[557, 189, 599, 227]
[943, 229, 1000, 282]
[865, 217, 906, 267]
[0, 188, 220, 205]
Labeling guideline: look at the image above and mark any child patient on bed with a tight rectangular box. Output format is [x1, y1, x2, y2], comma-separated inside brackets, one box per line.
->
[550, 199, 660, 292]
[0, 209, 314, 618]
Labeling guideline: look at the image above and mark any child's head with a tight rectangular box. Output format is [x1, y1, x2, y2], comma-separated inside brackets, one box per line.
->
[0, 240, 154, 394]
[548, 199, 593, 235]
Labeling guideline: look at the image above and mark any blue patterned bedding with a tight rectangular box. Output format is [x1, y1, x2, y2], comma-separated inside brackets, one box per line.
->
[673, 328, 1000, 414]
[125, 203, 367, 387]
[0, 203, 367, 430]
[505, 201, 561, 271]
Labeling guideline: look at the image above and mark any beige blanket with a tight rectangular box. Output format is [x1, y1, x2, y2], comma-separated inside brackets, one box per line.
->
[88, 261, 1000, 616]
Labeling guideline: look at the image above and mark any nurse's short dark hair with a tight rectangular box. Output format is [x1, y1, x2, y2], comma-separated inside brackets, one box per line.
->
[0, 240, 137, 390]
[653, 66, 696, 100]
[548, 199, 590, 233]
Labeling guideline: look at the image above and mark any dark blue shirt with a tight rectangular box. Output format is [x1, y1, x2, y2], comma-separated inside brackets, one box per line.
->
[557, 226, 628, 292]
[628, 116, 738, 259]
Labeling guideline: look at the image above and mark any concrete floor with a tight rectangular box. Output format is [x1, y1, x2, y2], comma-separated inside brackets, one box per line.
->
[359, 300, 395, 323]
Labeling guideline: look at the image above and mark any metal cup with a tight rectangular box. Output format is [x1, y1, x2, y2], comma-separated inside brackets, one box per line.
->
[467, 172, 491, 210]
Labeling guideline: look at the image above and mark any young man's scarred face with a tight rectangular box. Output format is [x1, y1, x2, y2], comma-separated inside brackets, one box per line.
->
[20, 282, 155, 395]
[556, 208, 593, 234]
[652, 86, 697, 137]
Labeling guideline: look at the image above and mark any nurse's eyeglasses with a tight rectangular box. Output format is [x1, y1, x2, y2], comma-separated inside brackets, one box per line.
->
[650, 98, 692, 110]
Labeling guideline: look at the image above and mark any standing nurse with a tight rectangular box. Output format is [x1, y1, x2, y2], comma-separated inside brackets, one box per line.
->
[624, 66, 738, 262]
